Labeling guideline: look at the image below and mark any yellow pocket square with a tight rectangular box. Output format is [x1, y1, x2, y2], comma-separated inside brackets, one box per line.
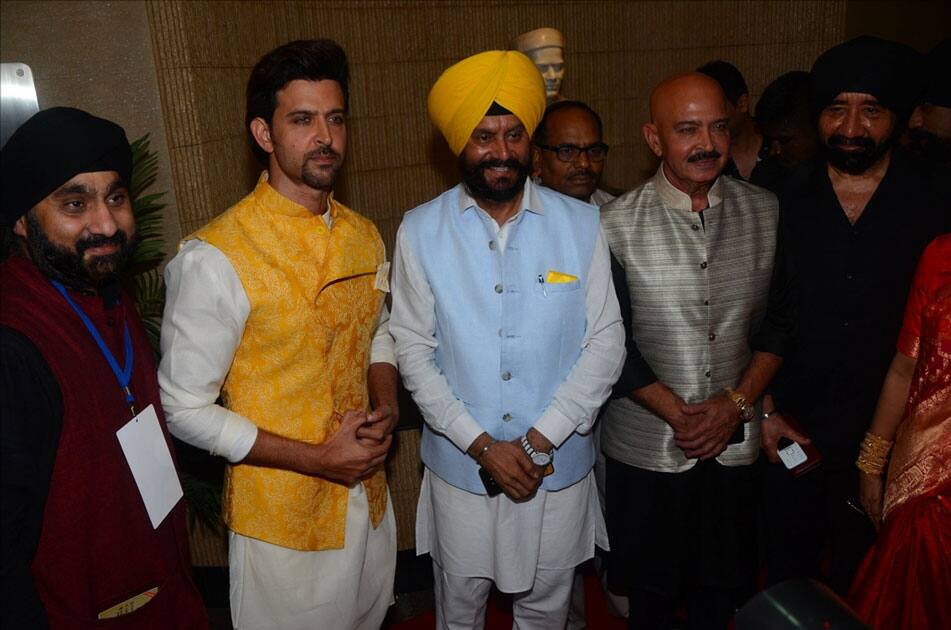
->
[546, 270, 578, 284]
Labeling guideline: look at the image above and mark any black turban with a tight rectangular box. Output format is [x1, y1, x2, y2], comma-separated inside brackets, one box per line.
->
[810, 35, 924, 120]
[921, 39, 950, 108]
[1, 107, 132, 227]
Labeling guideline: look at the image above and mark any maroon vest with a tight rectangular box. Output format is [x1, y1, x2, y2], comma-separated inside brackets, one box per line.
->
[0, 256, 206, 628]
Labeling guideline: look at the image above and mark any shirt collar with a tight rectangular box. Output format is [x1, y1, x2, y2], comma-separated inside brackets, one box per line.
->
[651, 164, 723, 212]
[457, 177, 546, 217]
[253, 170, 336, 222]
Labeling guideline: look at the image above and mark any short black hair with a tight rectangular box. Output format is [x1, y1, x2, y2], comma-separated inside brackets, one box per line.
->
[533, 100, 604, 146]
[755, 71, 811, 127]
[697, 60, 749, 106]
[245, 39, 350, 164]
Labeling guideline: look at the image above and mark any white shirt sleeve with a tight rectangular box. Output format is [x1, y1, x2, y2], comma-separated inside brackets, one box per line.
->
[390, 225, 486, 453]
[158, 239, 258, 463]
[531, 227, 626, 446]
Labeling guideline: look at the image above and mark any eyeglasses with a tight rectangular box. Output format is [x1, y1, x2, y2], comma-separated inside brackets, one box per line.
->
[535, 142, 609, 163]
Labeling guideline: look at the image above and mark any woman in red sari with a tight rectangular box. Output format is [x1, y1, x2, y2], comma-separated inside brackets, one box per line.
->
[849, 234, 951, 629]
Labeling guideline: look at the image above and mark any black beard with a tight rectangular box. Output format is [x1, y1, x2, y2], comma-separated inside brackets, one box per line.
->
[24, 211, 137, 290]
[822, 133, 894, 174]
[459, 156, 531, 203]
[301, 146, 342, 191]
[905, 128, 951, 166]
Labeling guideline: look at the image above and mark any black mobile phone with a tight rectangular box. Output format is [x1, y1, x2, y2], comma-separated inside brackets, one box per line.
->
[727, 424, 745, 445]
[478, 467, 503, 497]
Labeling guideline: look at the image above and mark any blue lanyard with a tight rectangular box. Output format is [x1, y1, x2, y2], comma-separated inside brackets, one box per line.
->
[51, 280, 136, 415]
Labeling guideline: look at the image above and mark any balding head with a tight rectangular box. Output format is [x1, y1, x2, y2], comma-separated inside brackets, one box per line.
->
[649, 72, 727, 125]
[644, 72, 731, 198]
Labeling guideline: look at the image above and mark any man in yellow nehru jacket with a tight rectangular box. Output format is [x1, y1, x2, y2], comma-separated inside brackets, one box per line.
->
[390, 50, 625, 628]
[158, 40, 397, 629]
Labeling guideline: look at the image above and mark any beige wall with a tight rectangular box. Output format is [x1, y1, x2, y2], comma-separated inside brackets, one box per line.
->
[0, 0, 182, 256]
[147, 0, 847, 253]
[845, 0, 950, 52]
[7, 1, 944, 259]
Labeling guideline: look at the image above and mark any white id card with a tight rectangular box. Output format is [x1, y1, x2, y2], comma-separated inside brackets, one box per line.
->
[375, 261, 391, 292]
[778, 441, 808, 469]
[116, 404, 183, 529]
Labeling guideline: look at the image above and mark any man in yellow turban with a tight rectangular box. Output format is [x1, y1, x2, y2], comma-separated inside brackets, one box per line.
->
[427, 50, 546, 156]
[391, 50, 625, 628]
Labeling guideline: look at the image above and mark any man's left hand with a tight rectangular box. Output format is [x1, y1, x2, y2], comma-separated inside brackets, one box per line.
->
[675, 395, 742, 460]
[356, 404, 399, 444]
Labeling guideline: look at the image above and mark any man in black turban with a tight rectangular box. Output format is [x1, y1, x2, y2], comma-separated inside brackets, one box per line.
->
[1, 106, 136, 286]
[809, 35, 922, 176]
[1, 108, 207, 628]
[758, 36, 949, 596]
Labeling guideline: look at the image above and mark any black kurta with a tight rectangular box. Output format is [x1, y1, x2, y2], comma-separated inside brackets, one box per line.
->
[770, 148, 949, 465]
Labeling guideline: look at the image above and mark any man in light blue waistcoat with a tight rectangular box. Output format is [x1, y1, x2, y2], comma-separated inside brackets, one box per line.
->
[390, 50, 625, 629]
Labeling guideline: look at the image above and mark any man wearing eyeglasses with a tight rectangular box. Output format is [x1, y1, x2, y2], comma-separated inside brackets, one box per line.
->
[533, 100, 630, 627]
[533, 101, 614, 207]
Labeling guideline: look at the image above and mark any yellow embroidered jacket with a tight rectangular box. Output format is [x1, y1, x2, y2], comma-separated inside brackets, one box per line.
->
[190, 174, 388, 551]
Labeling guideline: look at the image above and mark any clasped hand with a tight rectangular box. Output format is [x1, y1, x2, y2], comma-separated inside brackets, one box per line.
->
[480, 438, 544, 501]
[317, 407, 396, 486]
[673, 394, 742, 460]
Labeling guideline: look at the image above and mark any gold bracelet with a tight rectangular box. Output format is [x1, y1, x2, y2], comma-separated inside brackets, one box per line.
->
[856, 431, 893, 475]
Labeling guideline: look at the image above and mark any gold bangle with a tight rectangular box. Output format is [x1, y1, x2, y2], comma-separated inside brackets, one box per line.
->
[855, 431, 893, 475]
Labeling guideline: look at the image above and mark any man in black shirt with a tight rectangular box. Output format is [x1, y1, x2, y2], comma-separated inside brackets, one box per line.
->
[761, 36, 948, 596]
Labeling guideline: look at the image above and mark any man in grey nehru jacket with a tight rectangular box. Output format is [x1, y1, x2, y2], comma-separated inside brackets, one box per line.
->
[599, 72, 792, 630]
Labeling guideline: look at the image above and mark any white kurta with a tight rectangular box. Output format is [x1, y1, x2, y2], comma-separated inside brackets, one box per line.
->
[416, 469, 608, 593]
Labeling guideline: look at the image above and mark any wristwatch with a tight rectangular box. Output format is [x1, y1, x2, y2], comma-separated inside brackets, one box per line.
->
[521, 435, 552, 467]
[725, 387, 756, 422]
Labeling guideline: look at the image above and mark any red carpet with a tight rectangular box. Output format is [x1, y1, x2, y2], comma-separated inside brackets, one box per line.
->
[385, 565, 627, 629]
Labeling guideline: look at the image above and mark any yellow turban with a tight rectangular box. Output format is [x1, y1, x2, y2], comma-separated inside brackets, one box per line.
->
[428, 50, 546, 155]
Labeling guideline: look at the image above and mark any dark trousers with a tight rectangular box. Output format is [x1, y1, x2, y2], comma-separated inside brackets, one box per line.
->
[606, 457, 757, 630]
[762, 460, 877, 596]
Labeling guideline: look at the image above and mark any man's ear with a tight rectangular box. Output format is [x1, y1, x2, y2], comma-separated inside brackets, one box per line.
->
[249, 118, 274, 155]
[13, 214, 29, 239]
[736, 93, 750, 115]
[531, 145, 542, 179]
[643, 123, 663, 158]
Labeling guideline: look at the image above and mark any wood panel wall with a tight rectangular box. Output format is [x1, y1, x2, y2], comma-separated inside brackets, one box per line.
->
[147, 0, 847, 250]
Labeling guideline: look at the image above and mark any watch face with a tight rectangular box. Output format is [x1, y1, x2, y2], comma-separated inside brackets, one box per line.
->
[531, 451, 551, 466]
[740, 406, 755, 422]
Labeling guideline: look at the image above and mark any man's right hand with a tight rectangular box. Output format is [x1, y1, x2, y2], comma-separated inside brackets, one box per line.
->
[474, 438, 542, 500]
[630, 381, 691, 437]
[760, 411, 810, 463]
[309, 409, 391, 485]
